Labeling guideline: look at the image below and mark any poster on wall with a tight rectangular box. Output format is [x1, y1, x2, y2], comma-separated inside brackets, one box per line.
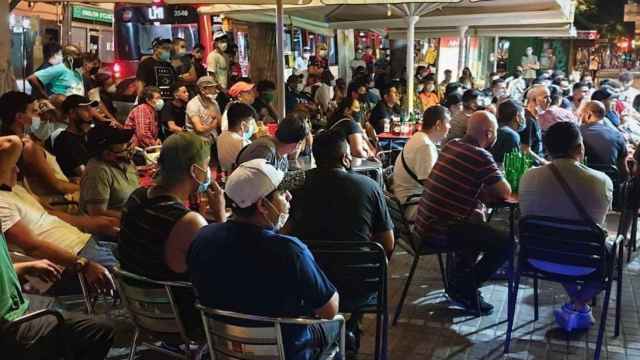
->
[437, 36, 459, 82]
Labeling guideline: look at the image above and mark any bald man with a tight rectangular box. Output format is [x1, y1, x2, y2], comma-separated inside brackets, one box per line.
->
[415, 111, 512, 315]
[521, 85, 550, 165]
[580, 101, 628, 179]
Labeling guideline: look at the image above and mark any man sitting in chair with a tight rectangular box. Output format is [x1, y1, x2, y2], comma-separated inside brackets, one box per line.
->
[188, 159, 341, 360]
[414, 111, 512, 315]
[285, 130, 395, 355]
[519, 121, 613, 332]
[0, 135, 114, 359]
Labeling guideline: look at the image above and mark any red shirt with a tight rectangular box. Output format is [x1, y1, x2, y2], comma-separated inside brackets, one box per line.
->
[125, 103, 158, 148]
[415, 139, 503, 241]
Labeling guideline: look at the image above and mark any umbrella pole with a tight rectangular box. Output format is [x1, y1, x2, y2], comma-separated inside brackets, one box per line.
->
[405, 15, 419, 114]
[275, 0, 286, 120]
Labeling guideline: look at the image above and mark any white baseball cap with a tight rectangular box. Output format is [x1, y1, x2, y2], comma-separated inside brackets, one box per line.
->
[225, 159, 303, 209]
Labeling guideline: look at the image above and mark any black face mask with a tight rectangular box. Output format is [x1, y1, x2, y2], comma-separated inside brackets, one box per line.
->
[72, 57, 84, 69]
[89, 66, 99, 75]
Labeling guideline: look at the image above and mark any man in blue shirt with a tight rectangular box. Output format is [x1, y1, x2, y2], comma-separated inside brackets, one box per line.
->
[591, 88, 621, 128]
[580, 101, 628, 179]
[28, 45, 85, 98]
[188, 159, 341, 360]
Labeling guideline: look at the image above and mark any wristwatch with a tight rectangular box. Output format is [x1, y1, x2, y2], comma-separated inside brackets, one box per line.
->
[73, 257, 89, 272]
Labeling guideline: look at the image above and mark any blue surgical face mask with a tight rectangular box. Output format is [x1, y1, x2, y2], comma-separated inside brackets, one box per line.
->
[243, 118, 256, 141]
[192, 164, 211, 193]
[158, 50, 171, 62]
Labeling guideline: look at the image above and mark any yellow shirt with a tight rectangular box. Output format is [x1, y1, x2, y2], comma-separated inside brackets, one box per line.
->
[419, 92, 440, 112]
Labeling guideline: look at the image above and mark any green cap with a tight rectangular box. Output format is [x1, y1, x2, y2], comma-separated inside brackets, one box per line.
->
[156, 132, 210, 185]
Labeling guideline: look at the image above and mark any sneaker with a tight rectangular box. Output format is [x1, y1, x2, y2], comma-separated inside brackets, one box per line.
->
[447, 290, 494, 316]
[553, 305, 576, 332]
[574, 305, 596, 330]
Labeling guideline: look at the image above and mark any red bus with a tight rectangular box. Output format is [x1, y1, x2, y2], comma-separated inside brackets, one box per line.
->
[111, 3, 213, 95]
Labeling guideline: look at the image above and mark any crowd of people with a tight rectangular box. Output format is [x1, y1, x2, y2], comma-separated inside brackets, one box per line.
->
[1, 33, 640, 360]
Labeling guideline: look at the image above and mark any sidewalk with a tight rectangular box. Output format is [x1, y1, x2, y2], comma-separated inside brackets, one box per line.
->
[96, 211, 640, 359]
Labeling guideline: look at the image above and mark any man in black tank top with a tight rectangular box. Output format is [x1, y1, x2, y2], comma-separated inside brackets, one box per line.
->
[118, 132, 226, 339]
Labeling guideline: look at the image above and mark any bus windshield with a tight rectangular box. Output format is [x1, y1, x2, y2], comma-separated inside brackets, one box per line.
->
[115, 5, 200, 61]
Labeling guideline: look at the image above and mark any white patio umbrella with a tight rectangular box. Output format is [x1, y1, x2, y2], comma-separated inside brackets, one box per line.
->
[209, 0, 574, 113]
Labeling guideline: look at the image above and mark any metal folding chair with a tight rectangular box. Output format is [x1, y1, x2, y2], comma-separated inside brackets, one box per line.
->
[306, 241, 388, 360]
[198, 305, 345, 360]
[384, 193, 450, 325]
[505, 216, 622, 360]
[113, 267, 197, 360]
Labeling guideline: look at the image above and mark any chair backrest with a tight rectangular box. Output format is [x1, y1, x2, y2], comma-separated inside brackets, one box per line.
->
[617, 178, 638, 239]
[305, 241, 387, 313]
[519, 215, 609, 279]
[197, 305, 344, 360]
[113, 267, 192, 343]
[384, 193, 418, 253]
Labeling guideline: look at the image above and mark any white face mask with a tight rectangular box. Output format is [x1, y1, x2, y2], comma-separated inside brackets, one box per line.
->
[106, 84, 117, 94]
[416, 85, 424, 92]
[50, 52, 63, 65]
[265, 198, 289, 231]
[153, 99, 165, 111]
[426, 84, 435, 92]
[243, 118, 256, 141]
[296, 83, 305, 92]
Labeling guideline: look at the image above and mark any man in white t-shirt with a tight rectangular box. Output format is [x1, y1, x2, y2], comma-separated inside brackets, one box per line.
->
[0, 135, 116, 293]
[186, 76, 221, 141]
[393, 106, 451, 220]
[217, 102, 253, 172]
[519, 122, 612, 332]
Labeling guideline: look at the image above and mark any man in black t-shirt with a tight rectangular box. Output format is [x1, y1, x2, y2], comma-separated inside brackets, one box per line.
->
[49, 95, 99, 180]
[519, 85, 549, 165]
[369, 85, 402, 134]
[159, 83, 189, 140]
[287, 130, 394, 354]
[136, 38, 177, 100]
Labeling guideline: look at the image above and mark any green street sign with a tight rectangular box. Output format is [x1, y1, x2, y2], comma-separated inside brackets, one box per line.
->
[72, 5, 113, 25]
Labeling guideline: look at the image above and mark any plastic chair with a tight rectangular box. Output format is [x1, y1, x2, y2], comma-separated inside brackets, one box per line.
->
[197, 305, 345, 360]
[504, 216, 622, 360]
[113, 267, 197, 360]
[306, 241, 388, 360]
[384, 193, 449, 325]
[622, 177, 640, 262]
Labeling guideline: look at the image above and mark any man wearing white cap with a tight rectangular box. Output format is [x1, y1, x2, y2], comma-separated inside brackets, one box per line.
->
[188, 159, 341, 360]
[206, 32, 230, 90]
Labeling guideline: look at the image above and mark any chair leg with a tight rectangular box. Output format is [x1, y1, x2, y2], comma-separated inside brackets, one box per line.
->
[436, 252, 448, 293]
[128, 327, 140, 360]
[533, 276, 539, 321]
[504, 273, 521, 354]
[78, 273, 94, 314]
[382, 306, 389, 360]
[392, 256, 420, 326]
[615, 245, 624, 337]
[594, 280, 613, 360]
[374, 310, 382, 360]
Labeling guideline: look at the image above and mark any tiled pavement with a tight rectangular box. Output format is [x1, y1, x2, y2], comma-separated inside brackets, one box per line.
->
[68, 211, 640, 359]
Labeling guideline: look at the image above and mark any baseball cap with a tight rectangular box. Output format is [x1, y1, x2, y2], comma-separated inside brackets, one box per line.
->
[86, 123, 134, 156]
[591, 88, 616, 102]
[61, 95, 98, 114]
[214, 31, 228, 41]
[197, 76, 218, 89]
[228, 81, 255, 98]
[151, 38, 172, 49]
[225, 159, 303, 209]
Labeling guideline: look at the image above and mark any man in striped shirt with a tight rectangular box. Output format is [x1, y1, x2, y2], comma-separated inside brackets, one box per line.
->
[415, 111, 512, 315]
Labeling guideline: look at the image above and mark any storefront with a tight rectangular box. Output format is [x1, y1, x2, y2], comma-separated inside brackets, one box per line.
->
[69, 5, 114, 63]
